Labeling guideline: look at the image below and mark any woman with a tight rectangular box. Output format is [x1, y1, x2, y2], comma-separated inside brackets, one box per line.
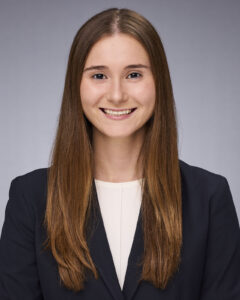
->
[0, 7, 239, 300]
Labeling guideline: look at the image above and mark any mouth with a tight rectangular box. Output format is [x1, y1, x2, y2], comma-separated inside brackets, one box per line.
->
[99, 107, 137, 114]
[99, 107, 137, 120]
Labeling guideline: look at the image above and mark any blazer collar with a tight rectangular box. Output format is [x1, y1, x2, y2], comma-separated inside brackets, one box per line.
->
[87, 179, 144, 300]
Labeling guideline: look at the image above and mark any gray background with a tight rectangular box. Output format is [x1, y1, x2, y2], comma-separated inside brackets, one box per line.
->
[0, 0, 239, 229]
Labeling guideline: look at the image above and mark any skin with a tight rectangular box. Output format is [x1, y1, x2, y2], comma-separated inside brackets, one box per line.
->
[80, 33, 156, 182]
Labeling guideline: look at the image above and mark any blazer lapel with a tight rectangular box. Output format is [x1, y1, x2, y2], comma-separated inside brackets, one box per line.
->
[87, 179, 144, 300]
[122, 202, 144, 300]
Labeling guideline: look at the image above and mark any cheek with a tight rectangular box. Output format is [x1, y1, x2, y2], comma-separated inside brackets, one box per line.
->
[80, 80, 97, 107]
[136, 80, 156, 107]
[80, 79, 107, 105]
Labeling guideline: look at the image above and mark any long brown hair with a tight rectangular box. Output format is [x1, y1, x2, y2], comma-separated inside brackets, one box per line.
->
[44, 7, 182, 291]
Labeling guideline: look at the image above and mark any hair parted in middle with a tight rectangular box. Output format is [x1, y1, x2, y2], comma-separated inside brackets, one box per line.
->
[44, 7, 182, 292]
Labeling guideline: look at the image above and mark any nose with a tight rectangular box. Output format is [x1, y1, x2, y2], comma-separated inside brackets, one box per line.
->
[106, 78, 128, 105]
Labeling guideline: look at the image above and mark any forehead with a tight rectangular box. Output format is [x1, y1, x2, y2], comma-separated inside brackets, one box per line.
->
[84, 33, 150, 66]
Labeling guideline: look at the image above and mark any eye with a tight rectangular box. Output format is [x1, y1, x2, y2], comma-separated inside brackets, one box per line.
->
[127, 72, 142, 79]
[91, 73, 107, 80]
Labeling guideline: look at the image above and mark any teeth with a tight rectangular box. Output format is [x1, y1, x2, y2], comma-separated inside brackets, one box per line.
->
[103, 109, 133, 115]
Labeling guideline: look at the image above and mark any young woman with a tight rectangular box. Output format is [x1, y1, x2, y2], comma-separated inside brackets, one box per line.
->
[0, 7, 239, 300]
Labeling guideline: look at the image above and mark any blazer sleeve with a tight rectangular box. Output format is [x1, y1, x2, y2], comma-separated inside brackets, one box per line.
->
[0, 176, 43, 300]
[200, 177, 240, 299]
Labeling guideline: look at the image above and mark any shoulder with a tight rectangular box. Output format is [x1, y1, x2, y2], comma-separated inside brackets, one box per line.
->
[178, 160, 239, 234]
[11, 167, 48, 186]
[10, 167, 48, 200]
[11, 167, 48, 187]
[179, 159, 228, 196]
[8, 168, 49, 219]
[179, 159, 226, 183]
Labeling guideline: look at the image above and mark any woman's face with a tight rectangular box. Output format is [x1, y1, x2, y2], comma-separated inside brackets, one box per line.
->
[80, 33, 156, 139]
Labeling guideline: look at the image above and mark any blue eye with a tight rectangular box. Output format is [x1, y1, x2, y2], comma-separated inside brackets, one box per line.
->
[127, 72, 142, 79]
[92, 74, 106, 80]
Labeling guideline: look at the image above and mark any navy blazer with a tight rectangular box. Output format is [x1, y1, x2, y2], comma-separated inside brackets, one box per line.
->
[0, 160, 240, 299]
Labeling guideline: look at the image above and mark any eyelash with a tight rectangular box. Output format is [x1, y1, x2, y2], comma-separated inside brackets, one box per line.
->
[91, 72, 142, 80]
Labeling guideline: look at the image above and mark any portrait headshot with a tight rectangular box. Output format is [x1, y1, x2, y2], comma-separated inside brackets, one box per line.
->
[0, 1, 240, 299]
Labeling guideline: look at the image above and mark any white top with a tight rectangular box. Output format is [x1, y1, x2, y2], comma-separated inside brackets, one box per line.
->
[94, 178, 144, 290]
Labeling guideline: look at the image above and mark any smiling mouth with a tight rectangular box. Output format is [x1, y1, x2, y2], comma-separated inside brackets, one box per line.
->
[99, 108, 137, 113]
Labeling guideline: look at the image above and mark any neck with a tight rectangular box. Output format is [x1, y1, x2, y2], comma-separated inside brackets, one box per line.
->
[92, 129, 144, 183]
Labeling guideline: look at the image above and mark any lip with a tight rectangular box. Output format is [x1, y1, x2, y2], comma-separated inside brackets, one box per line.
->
[99, 107, 137, 120]
[99, 107, 137, 112]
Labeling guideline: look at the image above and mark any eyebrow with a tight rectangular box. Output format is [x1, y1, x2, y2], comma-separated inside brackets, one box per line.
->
[83, 64, 150, 72]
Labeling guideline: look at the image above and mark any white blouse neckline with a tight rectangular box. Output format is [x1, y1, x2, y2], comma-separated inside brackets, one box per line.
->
[94, 178, 144, 187]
